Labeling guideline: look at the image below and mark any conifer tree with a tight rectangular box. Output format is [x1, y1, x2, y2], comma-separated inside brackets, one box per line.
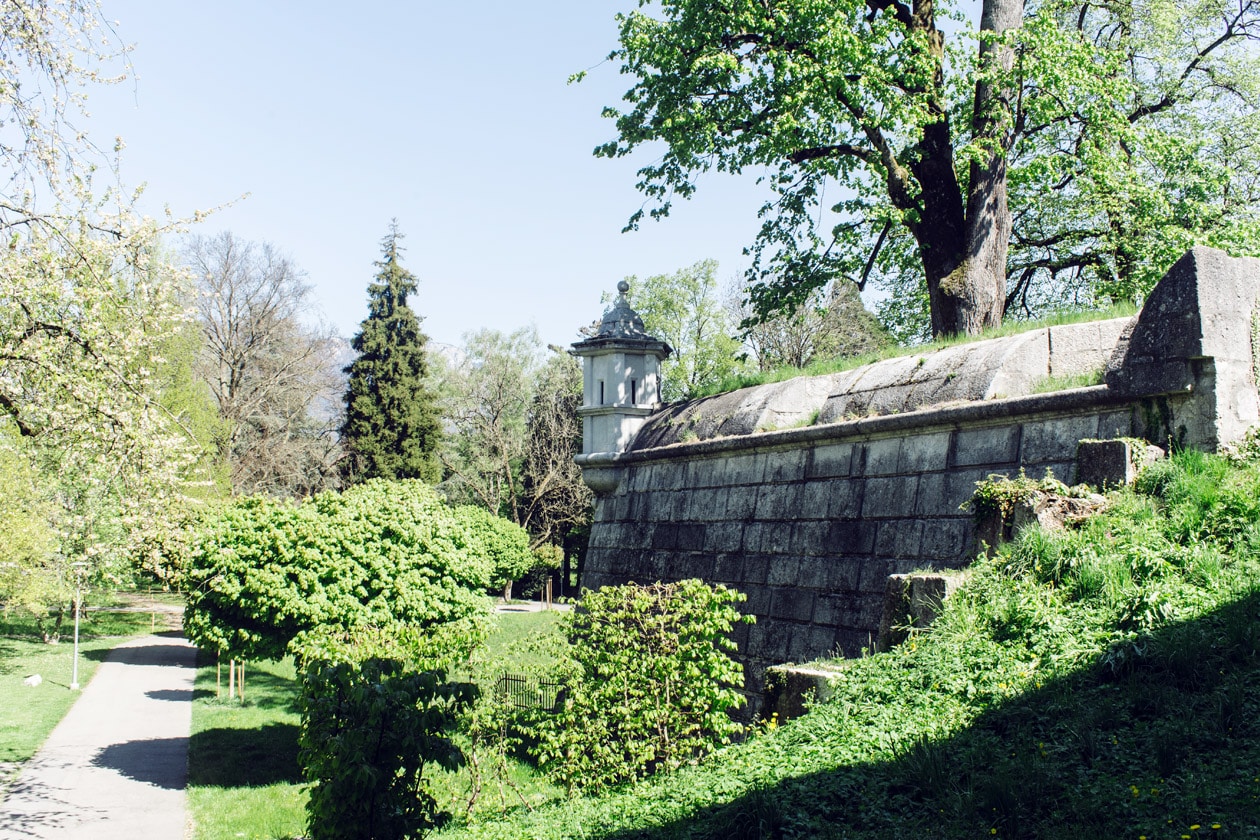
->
[340, 223, 442, 483]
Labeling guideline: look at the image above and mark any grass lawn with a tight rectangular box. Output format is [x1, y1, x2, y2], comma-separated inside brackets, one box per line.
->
[0, 610, 158, 790]
[186, 655, 307, 840]
[186, 608, 567, 840]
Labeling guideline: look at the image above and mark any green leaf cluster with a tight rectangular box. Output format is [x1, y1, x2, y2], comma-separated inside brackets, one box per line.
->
[597, 0, 1260, 334]
[623, 260, 749, 402]
[300, 657, 475, 840]
[451, 505, 535, 598]
[183, 479, 492, 662]
[529, 579, 753, 794]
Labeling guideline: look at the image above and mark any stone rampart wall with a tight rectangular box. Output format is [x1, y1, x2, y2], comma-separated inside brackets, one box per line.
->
[577, 247, 1260, 712]
[583, 389, 1165, 707]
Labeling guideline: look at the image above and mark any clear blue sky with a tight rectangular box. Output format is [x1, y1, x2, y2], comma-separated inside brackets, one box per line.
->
[88, 1, 772, 348]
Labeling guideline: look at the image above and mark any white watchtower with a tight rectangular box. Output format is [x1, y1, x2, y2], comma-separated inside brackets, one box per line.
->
[571, 280, 672, 458]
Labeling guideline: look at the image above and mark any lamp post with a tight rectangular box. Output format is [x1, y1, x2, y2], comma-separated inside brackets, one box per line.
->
[69, 561, 87, 691]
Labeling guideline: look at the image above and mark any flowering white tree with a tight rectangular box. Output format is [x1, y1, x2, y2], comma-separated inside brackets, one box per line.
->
[0, 2, 208, 623]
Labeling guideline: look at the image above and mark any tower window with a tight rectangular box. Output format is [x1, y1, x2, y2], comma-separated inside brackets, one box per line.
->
[631, 378, 638, 404]
[598, 380, 605, 405]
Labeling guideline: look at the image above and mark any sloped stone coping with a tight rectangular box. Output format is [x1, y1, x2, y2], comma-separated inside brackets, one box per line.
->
[576, 382, 1136, 472]
[630, 316, 1130, 451]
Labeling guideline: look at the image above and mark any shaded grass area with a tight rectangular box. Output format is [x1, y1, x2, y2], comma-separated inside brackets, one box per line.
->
[0, 611, 156, 768]
[186, 654, 306, 840]
[186, 609, 568, 839]
[437, 450, 1260, 839]
[692, 302, 1138, 399]
[479, 609, 563, 670]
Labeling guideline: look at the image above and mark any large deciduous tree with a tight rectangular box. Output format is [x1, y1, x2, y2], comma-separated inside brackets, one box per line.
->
[438, 327, 541, 524]
[186, 232, 341, 498]
[340, 224, 442, 485]
[626, 260, 749, 400]
[598, 0, 1260, 337]
[728, 278, 891, 371]
[439, 334, 593, 558]
[521, 350, 592, 553]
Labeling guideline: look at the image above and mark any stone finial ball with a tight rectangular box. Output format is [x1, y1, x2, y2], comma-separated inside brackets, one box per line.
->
[617, 280, 630, 294]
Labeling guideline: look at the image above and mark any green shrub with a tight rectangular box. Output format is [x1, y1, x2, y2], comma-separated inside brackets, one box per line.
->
[299, 657, 475, 840]
[530, 579, 753, 794]
[184, 479, 492, 662]
[451, 506, 534, 600]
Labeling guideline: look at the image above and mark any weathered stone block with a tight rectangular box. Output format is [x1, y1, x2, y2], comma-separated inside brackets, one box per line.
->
[724, 487, 758, 520]
[1020, 415, 1101, 465]
[686, 488, 726, 520]
[770, 587, 815, 622]
[952, 425, 1021, 467]
[811, 592, 847, 626]
[825, 479, 864, 519]
[755, 483, 804, 520]
[822, 559, 863, 592]
[767, 556, 804, 587]
[704, 522, 744, 554]
[748, 620, 793, 658]
[875, 571, 966, 651]
[676, 523, 706, 551]
[711, 552, 744, 583]
[787, 627, 821, 663]
[861, 476, 920, 518]
[1097, 409, 1136, 440]
[863, 437, 903, 475]
[791, 520, 832, 556]
[898, 431, 951, 472]
[798, 482, 836, 517]
[650, 523, 677, 550]
[858, 558, 893, 593]
[1047, 318, 1130, 379]
[743, 554, 771, 586]
[914, 472, 948, 516]
[919, 518, 972, 562]
[725, 452, 767, 485]
[875, 519, 924, 558]
[1076, 438, 1165, 489]
[764, 449, 808, 483]
[807, 443, 855, 478]
[826, 520, 877, 554]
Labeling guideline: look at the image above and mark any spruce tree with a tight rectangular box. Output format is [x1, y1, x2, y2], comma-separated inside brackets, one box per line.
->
[340, 223, 442, 483]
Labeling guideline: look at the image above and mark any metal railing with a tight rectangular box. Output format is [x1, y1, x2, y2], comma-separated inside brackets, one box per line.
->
[495, 672, 564, 713]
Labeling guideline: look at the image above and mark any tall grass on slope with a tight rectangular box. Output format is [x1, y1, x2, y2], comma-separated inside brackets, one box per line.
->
[693, 302, 1138, 400]
[437, 448, 1260, 839]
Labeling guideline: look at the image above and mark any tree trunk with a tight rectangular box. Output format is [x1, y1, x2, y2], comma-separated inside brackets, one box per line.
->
[921, 0, 1023, 337]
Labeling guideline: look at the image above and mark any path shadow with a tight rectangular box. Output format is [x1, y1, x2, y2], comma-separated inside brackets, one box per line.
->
[0, 780, 107, 838]
[84, 642, 195, 667]
[146, 688, 194, 702]
[91, 737, 189, 790]
[188, 723, 302, 788]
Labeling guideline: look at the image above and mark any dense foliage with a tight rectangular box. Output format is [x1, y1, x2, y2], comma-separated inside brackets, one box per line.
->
[438, 333, 592, 577]
[451, 505, 535, 600]
[342, 223, 443, 484]
[183, 479, 492, 661]
[300, 657, 475, 840]
[437, 448, 1260, 838]
[529, 580, 752, 794]
[624, 260, 749, 401]
[596, 0, 1260, 337]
